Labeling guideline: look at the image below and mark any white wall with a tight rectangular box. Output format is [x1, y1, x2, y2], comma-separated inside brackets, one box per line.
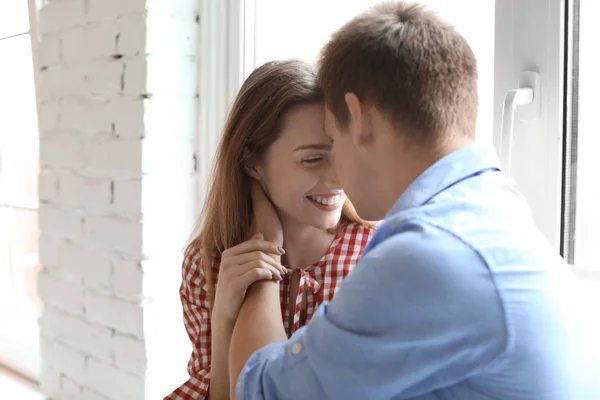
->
[35, 0, 198, 398]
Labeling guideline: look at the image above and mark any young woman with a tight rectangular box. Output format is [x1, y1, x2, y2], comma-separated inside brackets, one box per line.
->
[166, 59, 375, 400]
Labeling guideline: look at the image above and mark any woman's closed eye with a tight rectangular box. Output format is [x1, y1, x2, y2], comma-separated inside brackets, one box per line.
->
[301, 156, 323, 165]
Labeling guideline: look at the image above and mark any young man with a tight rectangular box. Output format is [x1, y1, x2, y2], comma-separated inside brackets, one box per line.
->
[228, 2, 600, 399]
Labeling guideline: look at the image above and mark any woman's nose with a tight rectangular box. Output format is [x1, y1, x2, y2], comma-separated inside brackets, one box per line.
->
[323, 163, 341, 188]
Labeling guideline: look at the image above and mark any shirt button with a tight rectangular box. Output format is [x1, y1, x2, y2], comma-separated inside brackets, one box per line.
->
[291, 343, 303, 355]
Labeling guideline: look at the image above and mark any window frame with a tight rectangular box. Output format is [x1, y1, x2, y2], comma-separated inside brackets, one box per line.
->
[196, 0, 245, 207]
[0, 0, 42, 381]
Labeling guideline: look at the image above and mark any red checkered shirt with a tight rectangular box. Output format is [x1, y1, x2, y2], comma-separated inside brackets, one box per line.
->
[165, 222, 374, 400]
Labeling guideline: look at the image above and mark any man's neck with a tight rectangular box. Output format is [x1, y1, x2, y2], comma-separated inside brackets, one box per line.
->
[279, 219, 336, 269]
[383, 137, 474, 215]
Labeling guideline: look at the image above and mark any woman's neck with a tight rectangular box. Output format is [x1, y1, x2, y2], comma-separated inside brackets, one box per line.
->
[280, 219, 337, 269]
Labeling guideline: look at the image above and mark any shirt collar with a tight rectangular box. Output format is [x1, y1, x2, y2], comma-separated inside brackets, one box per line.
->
[387, 142, 501, 216]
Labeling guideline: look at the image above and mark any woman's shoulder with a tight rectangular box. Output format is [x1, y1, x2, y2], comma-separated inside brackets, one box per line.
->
[182, 245, 222, 274]
[336, 222, 377, 248]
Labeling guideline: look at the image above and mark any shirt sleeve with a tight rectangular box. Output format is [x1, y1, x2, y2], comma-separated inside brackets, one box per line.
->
[165, 249, 213, 400]
[236, 219, 507, 399]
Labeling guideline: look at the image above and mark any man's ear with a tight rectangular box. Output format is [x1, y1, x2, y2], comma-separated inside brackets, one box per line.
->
[344, 92, 373, 146]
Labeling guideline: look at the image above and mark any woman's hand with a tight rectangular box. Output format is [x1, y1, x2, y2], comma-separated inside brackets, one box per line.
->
[211, 235, 286, 329]
[250, 179, 284, 247]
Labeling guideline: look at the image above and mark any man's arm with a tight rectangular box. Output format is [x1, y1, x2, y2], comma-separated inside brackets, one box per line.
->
[230, 219, 508, 399]
[229, 280, 287, 398]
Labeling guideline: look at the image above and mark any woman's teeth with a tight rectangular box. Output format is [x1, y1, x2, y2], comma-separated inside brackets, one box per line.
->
[308, 194, 342, 206]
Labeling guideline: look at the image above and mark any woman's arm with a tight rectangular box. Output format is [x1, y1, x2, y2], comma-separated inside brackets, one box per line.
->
[210, 236, 286, 399]
[208, 314, 234, 400]
[229, 181, 288, 397]
[229, 280, 287, 397]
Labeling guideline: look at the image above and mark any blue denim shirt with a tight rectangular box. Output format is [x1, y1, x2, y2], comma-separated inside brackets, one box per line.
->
[236, 143, 600, 399]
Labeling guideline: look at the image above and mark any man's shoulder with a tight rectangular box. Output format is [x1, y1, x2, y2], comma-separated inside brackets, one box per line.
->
[361, 216, 492, 289]
[367, 212, 476, 254]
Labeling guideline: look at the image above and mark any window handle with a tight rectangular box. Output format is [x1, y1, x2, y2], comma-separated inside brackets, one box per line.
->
[499, 71, 540, 179]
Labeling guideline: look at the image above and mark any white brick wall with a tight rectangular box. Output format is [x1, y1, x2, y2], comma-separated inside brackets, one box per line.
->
[36, 0, 198, 398]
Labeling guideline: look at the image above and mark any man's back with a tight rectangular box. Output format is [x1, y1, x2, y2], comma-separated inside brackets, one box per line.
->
[235, 144, 600, 399]
[349, 144, 600, 399]
[403, 164, 598, 399]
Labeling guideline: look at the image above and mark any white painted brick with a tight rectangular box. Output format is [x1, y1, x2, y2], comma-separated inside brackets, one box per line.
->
[61, 375, 84, 399]
[113, 333, 147, 376]
[40, 367, 62, 399]
[41, 336, 87, 383]
[83, 216, 142, 255]
[38, 65, 87, 101]
[58, 241, 112, 289]
[64, 315, 113, 362]
[38, 34, 61, 66]
[113, 259, 143, 298]
[58, 173, 112, 210]
[39, 304, 62, 338]
[84, 258, 114, 291]
[37, 101, 61, 134]
[41, 305, 114, 363]
[82, 389, 113, 400]
[56, 173, 84, 208]
[88, 0, 146, 23]
[39, 233, 60, 267]
[39, 170, 60, 203]
[122, 58, 146, 96]
[85, 140, 142, 172]
[86, 23, 119, 60]
[112, 178, 142, 215]
[54, 100, 119, 138]
[86, 358, 144, 400]
[116, 15, 146, 56]
[86, 60, 124, 96]
[37, 0, 200, 394]
[111, 97, 145, 139]
[39, 204, 83, 241]
[61, 27, 87, 65]
[38, 269, 85, 314]
[85, 293, 144, 337]
[79, 176, 113, 210]
[39, 0, 86, 35]
[39, 137, 84, 169]
[60, 98, 112, 135]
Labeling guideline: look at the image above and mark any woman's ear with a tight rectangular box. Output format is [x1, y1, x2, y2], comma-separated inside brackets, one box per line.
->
[244, 162, 263, 180]
[243, 148, 264, 180]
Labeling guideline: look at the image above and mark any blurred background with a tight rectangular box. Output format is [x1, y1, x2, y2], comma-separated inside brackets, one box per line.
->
[0, 0, 598, 399]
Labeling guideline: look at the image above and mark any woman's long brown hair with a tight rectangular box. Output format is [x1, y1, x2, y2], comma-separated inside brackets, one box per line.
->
[187, 59, 370, 305]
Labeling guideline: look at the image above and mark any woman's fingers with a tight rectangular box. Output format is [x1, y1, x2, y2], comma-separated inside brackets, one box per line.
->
[226, 251, 287, 274]
[222, 238, 284, 258]
[232, 266, 280, 294]
[236, 259, 284, 281]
